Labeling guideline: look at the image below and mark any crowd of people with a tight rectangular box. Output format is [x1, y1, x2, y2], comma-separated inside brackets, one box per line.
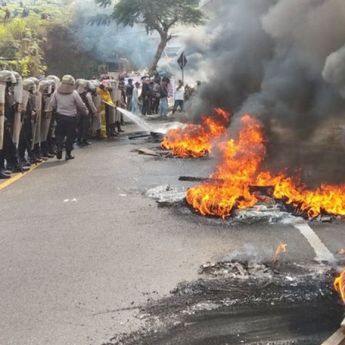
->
[0, 71, 130, 179]
[126, 75, 187, 118]
[0, 70, 192, 180]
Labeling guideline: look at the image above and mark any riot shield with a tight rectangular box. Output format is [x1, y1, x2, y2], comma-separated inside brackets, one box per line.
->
[12, 72, 23, 147]
[0, 82, 5, 150]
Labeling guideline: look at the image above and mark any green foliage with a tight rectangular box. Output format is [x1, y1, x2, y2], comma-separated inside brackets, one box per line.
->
[0, 0, 70, 76]
[18, 56, 31, 77]
[89, 13, 112, 25]
[0, 40, 18, 60]
[95, 0, 112, 6]
[95, 0, 204, 73]
[6, 18, 26, 39]
[96, 0, 204, 36]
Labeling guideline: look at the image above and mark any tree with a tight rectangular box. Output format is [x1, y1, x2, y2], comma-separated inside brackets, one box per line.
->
[0, 1, 70, 76]
[95, 0, 204, 74]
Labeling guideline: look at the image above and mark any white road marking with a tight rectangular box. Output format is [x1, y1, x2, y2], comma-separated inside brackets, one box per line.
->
[63, 198, 78, 203]
[292, 221, 334, 262]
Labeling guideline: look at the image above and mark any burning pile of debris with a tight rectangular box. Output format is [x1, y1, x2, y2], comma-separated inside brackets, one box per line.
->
[158, 111, 345, 220]
[161, 108, 231, 158]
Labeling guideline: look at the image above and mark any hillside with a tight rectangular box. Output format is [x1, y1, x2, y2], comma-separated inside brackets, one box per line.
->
[0, 0, 99, 77]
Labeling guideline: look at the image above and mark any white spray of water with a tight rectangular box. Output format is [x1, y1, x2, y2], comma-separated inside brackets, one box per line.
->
[116, 107, 153, 132]
[323, 44, 345, 99]
[117, 107, 185, 134]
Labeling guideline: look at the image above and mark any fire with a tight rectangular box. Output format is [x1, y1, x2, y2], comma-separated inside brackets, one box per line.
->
[186, 114, 266, 218]
[272, 242, 288, 264]
[257, 173, 345, 218]
[334, 269, 345, 304]
[185, 113, 345, 219]
[161, 108, 231, 158]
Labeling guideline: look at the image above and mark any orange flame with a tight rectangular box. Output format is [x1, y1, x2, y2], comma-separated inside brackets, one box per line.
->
[256, 173, 345, 218]
[185, 113, 345, 219]
[334, 269, 345, 304]
[272, 242, 288, 264]
[186, 114, 266, 218]
[161, 108, 231, 158]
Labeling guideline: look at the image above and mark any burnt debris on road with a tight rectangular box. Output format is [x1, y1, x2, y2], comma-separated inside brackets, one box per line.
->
[104, 261, 345, 345]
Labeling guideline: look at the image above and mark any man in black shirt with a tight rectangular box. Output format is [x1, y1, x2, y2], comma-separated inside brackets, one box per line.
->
[141, 77, 152, 116]
[126, 79, 134, 111]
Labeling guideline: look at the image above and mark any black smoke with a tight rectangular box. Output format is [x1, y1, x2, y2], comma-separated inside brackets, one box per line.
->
[188, 0, 345, 184]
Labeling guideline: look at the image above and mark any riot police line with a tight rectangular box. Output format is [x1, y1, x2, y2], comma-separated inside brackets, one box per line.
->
[0, 71, 123, 180]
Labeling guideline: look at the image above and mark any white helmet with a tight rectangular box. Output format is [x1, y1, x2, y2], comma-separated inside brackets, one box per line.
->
[46, 75, 60, 88]
[39, 79, 54, 93]
[0, 70, 17, 84]
[23, 78, 36, 92]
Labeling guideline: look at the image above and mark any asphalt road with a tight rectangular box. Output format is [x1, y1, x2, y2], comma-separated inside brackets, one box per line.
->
[0, 124, 344, 345]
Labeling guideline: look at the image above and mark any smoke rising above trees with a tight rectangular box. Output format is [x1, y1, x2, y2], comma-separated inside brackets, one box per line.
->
[93, 0, 204, 74]
[70, 0, 157, 70]
[184, 0, 345, 183]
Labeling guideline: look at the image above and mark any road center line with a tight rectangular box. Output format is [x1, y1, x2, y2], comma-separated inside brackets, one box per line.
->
[292, 221, 334, 262]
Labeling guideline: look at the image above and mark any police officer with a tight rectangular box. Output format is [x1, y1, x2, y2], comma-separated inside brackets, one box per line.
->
[29, 77, 43, 164]
[18, 78, 36, 167]
[0, 71, 28, 173]
[39, 79, 54, 160]
[0, 71, 10, 179]
[49, 75, 88, 160]
[76, 79, 97, 146]
[46, 75, 60, 156]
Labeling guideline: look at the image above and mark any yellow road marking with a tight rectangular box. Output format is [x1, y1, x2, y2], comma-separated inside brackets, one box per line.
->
[0, 163, 42, 191]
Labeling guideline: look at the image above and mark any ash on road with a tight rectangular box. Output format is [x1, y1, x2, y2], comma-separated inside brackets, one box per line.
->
[106, 262, 343, 345]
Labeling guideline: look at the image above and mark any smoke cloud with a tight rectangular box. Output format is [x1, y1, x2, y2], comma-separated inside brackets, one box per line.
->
[69, 0, 157, 69]
[187, 0, 345, 184]
[323, 45, 345, 99]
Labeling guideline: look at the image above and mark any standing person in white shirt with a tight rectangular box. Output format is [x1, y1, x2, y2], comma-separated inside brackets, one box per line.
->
[172, 80, 185, 115]
[131, 82, 141, 115]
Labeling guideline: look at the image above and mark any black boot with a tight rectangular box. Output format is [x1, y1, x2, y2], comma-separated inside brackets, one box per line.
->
[113, 124, 119, 137]
[41, 142, 49, 160]
[65, 151, 75, 160]
[19, 158, 31, 168]
[56, 151, 63, 160]
[17, 161, 30, 172]
[96, 129, 102, 140]
[82, 139, 91, 146]
[7, 162, 29, 173]
[0, 151, 10, 178]
[0, 169, 11, 179]
[32, 153, 43, 164]
[48, 138, 57, 157]
[117, 121, 124, 133]
[33, 144, 43, 162]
